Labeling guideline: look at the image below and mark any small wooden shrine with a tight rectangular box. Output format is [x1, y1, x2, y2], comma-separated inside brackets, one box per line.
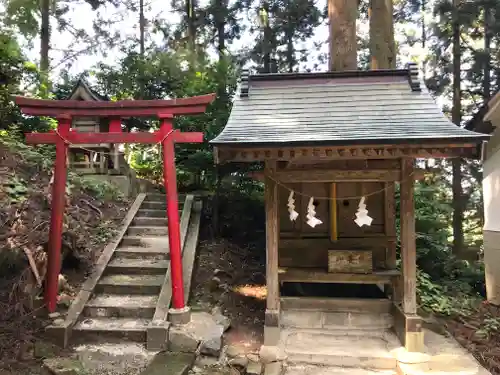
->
[211, 64, 488, 352]
[65, 78, 119, 174]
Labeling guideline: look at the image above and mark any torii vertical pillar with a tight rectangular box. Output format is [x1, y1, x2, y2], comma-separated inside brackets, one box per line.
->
[46, 116, 71, 312]
[160, 114, 190, 323]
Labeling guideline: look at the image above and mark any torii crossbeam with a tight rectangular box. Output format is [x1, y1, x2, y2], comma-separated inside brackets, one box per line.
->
[15, 94, 216, 317]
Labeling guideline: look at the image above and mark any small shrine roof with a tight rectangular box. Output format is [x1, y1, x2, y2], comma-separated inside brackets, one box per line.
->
[211, 64, 488, 147]
[67, 77, 109, 101]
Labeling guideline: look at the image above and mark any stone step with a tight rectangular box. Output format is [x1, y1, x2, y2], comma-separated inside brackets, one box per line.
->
[132, 216, 168, 226]
[281, 310, 393, 330]
[397, 354, 482, 375]
[83, 294, 157, 318]
[106, 258, 169, 275]
[127, 226, 168, 236]
[114, 246, 169, 259]
[137, 209, 183, 218]
[96, 274, 164, 295]
[285, 364, 396, 375]
[281, 297, 392, 314]
[141, 201, 167, 210]
[145, 193, 186, 202]
[120, 236, 171, 248]
[282, 329, 399, 369]
[73, 317, 149, 342]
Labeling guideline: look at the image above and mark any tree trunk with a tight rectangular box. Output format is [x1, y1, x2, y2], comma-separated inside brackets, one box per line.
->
[40, 0, 50, 97]
[139, 0, 145, 57]
[138, 0, 146, 99]
[483, 1, 492, 101]
[328, 0, 357, 71]
[287, 34, 294, 73]
[451, 0, 463, 255]
[262, 2, 271, 74]
[186, 0, 196, 54]
[216, 0, 226, 61]
[369, 0, 395, 69]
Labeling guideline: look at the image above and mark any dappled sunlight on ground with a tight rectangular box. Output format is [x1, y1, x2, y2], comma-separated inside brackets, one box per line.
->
[233, 284, 267, 300]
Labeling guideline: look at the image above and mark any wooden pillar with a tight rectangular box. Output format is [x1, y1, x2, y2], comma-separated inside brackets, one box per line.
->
[264, 160, 280, 345]
[385, 182, 399, 301]
[160, 114, 186, 313]
[109, 118, 122, 173]
[45, 115, 71, 312]
[398, 157, 423, 352]
[384, 182, 396, 269]
[400, 158, 416, 314]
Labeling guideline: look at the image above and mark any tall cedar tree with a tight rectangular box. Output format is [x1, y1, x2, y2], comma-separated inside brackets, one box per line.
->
[328, 0, 357, 70]
[451, 0, 463, 255]
[369, 0, 396, 69]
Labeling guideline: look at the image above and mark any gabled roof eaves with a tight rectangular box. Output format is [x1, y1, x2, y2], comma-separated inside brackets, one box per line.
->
[67, 77, 109, 101]
[211, 68, 489, 146]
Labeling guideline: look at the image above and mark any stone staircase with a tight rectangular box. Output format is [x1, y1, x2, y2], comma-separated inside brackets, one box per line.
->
[279, 297, 488, 375]
[280, 297, 399, 374]
[50, 193, 202, 350]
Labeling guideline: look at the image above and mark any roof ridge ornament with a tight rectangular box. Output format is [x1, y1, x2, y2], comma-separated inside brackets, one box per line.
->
[407, 62, 421, 92]
[240, 69, 250, 98]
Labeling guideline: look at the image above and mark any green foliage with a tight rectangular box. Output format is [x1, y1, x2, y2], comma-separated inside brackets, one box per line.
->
[68, 173, 125, 202]
[417, 269, 480, 316]
[476, 317, 500, 339]
[0, 127, 55, 169]
[3, 175, 28, 204]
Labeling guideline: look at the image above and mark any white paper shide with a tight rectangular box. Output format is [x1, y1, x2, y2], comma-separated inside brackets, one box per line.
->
[287, 191, 299, 221]
[306, 197, 323, 228]
[354, 196, 373, 227]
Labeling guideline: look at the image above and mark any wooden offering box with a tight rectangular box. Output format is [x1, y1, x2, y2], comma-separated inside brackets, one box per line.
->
[328, 249, 373, 274]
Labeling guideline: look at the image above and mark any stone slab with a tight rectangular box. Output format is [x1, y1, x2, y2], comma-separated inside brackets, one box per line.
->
[264, 362, 283, 375]
[247, 361, 263, 375]
[141, 352, 194, 375]
[42, 357, 87, 375]
[146, 320, 170, 351]
[74, 342, 158, 374]
[281, 309, 393, 331]
[282, 329, 399, 369]
[284, 365, 396, 375]
[168, 312, 224, 356]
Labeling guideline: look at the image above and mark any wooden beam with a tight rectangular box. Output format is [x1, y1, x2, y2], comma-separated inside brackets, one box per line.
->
[215, 144, 480, 163]
[19, 106, 209, 117]
[275, 169, 400, 182]
[25, 130, 203, 145]
[248, 169, 426, 182]
[265, 160, 280, 321]
[278, 267, 400, 284]
[400, 158, 417, 314]
[15, 93, 216, 116]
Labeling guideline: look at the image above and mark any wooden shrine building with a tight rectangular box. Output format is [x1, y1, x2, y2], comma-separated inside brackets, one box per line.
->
[65, 78, 117, 174]
[210, 64, 489, 352]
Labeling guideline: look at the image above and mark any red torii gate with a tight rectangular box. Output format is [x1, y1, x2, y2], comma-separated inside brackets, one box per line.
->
[15, 94, 215, 314]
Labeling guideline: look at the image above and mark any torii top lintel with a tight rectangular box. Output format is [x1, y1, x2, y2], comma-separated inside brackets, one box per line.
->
[16, 93, 216, 145]
[14, 93, 216, 117]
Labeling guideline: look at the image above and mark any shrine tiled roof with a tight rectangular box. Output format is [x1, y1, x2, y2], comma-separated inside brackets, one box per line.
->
[211, 64, 488, 147]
